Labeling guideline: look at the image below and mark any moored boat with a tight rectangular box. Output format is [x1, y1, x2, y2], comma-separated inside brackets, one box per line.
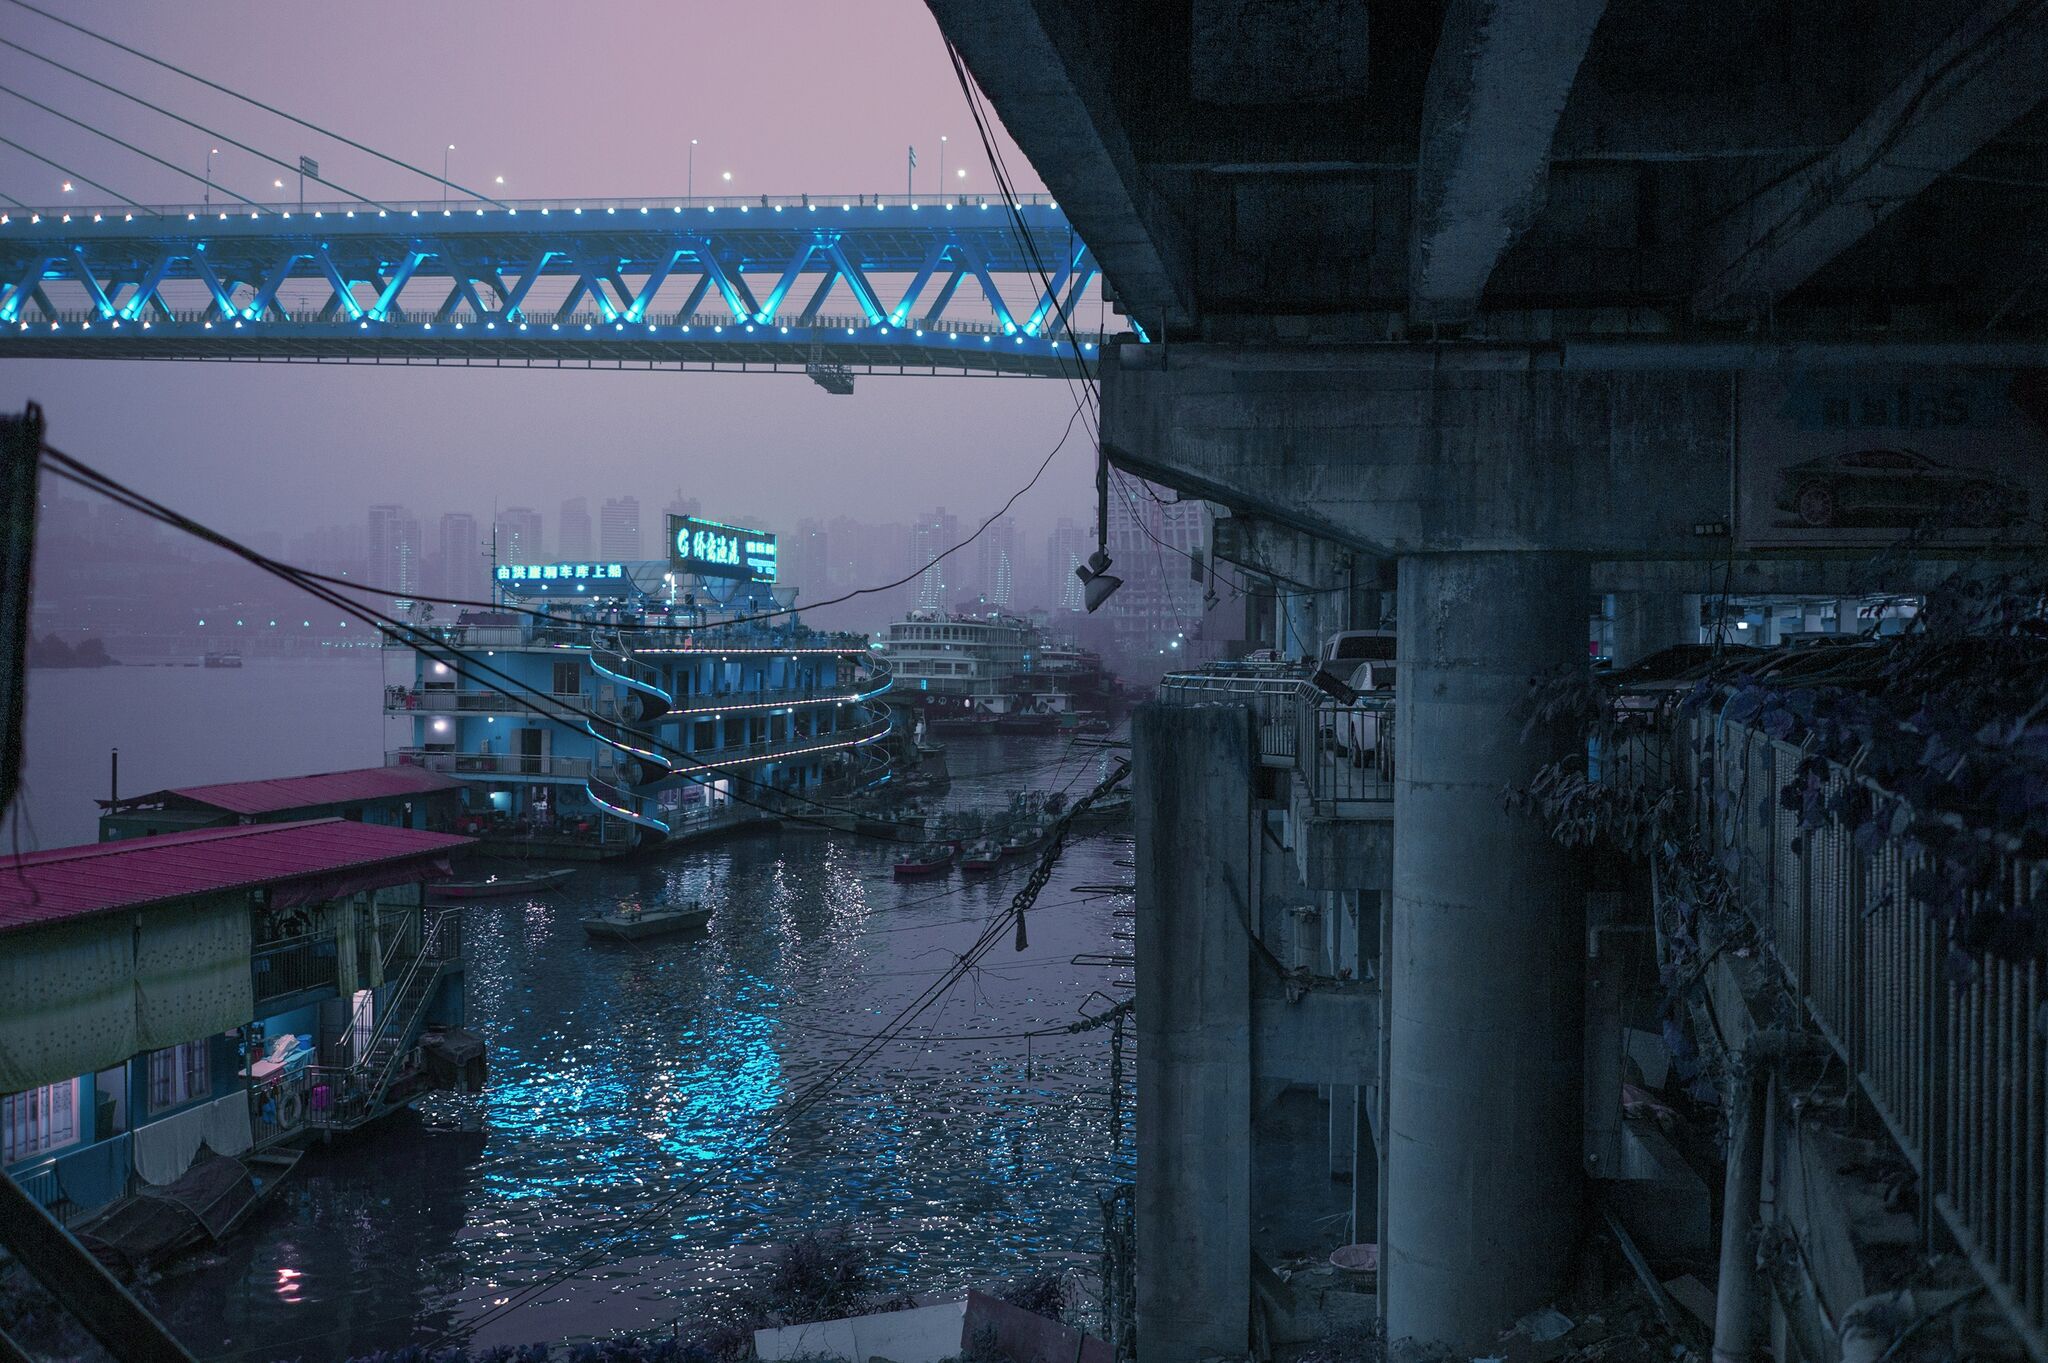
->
[1001, 825, 1043, 859]
[203, 651, 243, 668]
[582, 900, 711, 941]
[429, 867, 576, 901]
[893, 843, 956, 878]
[959, 839, 1004, 873]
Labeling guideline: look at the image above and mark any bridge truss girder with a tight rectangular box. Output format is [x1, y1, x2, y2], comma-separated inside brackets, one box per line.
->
[0, 200, 1106, 381]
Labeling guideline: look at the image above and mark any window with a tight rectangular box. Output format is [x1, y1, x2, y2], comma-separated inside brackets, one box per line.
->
[147, 1041, 209, 1114]
[2, 1081, 79, 1163]
[552, 660, 582, 695]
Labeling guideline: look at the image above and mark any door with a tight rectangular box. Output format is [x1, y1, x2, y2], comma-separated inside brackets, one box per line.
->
[518, 727, 545, 775]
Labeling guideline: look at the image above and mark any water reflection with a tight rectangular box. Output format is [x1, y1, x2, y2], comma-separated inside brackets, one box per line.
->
[155, 734, 1133, 1362]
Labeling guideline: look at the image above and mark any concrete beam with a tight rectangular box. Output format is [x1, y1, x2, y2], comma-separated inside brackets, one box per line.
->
[1693, 0, 2048, 318]
[925, 0, 1194, 332]
[1253, 978, 1378, 1087]
[1102, 344, 1733, 557]
[1410, 0, 1609, 323]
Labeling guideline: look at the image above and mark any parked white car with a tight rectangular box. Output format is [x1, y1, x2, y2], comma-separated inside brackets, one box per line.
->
[1319, 630, 1395, 767]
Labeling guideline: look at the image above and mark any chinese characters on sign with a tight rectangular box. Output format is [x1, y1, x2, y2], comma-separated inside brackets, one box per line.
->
[668, 514, 777, 583]
[495, 562, 626, 584]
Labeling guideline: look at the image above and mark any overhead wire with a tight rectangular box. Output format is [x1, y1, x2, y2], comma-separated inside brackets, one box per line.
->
[0, 37, 386, 207]
[0, 0, 511, 208]
[433, 759, 1130, 1346]
[34, 447, 937, 842]
[0, 82, 263, 207]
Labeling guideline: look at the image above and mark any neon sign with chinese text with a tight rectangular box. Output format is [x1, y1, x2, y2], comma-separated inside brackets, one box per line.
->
[669, 514, 776, 583]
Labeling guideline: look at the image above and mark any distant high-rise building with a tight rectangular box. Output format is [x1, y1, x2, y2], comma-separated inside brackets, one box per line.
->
[1046, 517, 1088, 614]
[1099, 477, 1209, 677]
[975, 516, 1017, 608]
[911, 508, 959, 611]
[558, 497, 593, 559]
[367, 504, 422, 612]
[789, 518, 830, 606]
[496, 506, 544, 565]
[438, 512, 485, 602]
[664, 493, 702, 525]
[600, 496, 642, 560]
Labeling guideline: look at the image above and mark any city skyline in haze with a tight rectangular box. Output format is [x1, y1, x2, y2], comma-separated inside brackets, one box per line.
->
[0, 1, 1099, 560]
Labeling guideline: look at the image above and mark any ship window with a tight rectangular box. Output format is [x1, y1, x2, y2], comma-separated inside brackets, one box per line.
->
[553, 661, 581, 695]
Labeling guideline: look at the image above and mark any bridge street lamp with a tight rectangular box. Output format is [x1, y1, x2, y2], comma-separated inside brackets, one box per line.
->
[689, 138, 698, 205]
[443, 143, 454, 205]
[205, 146, 219, 205]
[939, 134, 946, 194]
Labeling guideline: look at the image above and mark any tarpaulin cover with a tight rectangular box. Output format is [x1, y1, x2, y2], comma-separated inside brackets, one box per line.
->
[135, 894, 252, 1053]
[0, 916, 138, 1091]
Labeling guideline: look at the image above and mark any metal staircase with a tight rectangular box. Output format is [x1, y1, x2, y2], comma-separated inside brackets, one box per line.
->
[306, 908, 461, 1130]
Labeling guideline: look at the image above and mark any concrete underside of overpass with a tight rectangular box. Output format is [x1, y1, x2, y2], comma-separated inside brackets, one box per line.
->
[931, 0, 2048, 1357]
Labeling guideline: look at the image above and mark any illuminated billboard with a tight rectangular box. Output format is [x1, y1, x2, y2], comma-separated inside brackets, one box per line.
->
[669, 514, 777, 583]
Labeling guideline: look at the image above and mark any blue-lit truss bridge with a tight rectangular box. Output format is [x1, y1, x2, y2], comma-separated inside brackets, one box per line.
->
[0, 193, 1114, 389]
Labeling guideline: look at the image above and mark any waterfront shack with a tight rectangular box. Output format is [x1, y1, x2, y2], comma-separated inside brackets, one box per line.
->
[0, 819, 473, 1227]
[96, 764, 464, 841]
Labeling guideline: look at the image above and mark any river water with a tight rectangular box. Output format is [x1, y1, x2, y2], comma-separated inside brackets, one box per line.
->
[20, 659, 1134, 1362]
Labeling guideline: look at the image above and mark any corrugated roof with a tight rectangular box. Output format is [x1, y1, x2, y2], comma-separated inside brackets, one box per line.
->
[147, 764, 462, 816]
[0, 819, 472, 933]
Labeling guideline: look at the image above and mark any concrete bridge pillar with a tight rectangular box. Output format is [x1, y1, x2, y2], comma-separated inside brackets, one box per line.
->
[1133, 702, 1254, 1363]
[1387, 551, 1587, 1350]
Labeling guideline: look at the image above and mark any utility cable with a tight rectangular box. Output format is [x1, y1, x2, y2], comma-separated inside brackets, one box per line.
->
[35, 449, 927, 841]
[2, 0, 510, 208]
[436, 760, 1131, 1346]
[0, 134, 141, 207]
[223, 398, 1086, 639]
[38, 445, 1087, 846]
[0, 37, 386, 208]
[0, 83, 262, 207]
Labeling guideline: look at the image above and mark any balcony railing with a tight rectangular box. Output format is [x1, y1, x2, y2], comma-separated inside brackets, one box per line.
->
[1159, 667, 1396, 807]
[384, 685, 583, 715]
[1693, 707, 2048, 1349]
[387, 748, 592, 780]
[252, 934, 334, 1003]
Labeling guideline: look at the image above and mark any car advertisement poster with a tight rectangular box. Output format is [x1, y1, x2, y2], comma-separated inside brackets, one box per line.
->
[1738, 369, 2048, 549]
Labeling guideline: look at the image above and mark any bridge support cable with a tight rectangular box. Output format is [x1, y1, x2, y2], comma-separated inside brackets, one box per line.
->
[0, 37, 384, 209]
[0, 0, 509, 208]
[0, 83, 264, 209]
[0, 133, 141, 208]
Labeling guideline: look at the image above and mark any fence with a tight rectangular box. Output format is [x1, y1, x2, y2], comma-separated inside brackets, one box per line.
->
[1158, 666, 1395, 807]
[1692, 708, 2048, 1351]
[251, 935, 334, 1004]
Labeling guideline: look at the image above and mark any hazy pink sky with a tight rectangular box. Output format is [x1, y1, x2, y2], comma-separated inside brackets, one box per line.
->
[0, 0, 1093, 544]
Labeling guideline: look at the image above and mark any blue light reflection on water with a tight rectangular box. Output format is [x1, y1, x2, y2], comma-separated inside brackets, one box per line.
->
[153, 734, 1134, 1363]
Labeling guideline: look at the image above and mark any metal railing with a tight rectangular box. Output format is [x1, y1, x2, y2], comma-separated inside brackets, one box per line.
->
[4, 190, 1063, 222]
[384, 685, 583, 714]
[1158, 667, 1396, 806]
[387, 748, 592, 780]
[251, 935, 332, 1003]
[1694, 709, 2048, 1349]
[304, 909, 461, 1130]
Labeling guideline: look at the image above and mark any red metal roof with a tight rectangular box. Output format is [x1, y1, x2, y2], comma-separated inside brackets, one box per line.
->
[145, 764, 461, 816]
[0, 819, 472, 933]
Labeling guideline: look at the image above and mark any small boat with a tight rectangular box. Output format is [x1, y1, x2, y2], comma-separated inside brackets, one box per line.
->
[429, 867, 576, 901]
[893, 843, 956, 879]
[582, 900, 711, 941]
[960, 839, 1004, 873]
[203, 651, 243, 668]
[1001, 826, 1043, 859]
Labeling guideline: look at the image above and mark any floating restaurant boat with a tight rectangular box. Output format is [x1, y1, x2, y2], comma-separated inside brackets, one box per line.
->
[202, 650, 243, 668]
[893, 843, 957, 878]
[428, 867, 575, 901]
[581, 900, 712, 941]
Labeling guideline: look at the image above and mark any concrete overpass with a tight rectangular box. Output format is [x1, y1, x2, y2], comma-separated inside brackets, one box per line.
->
[928, 1, 2048, 1356]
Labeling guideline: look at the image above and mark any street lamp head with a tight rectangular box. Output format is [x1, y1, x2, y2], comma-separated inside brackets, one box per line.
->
[722, 171, 732, 181]
[495, 175, 505, 184]
[447, 143, 456, 151]
[273, 178, 284, 188]
[691, 138, 699, 146]
[956, 168, 967, 179]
